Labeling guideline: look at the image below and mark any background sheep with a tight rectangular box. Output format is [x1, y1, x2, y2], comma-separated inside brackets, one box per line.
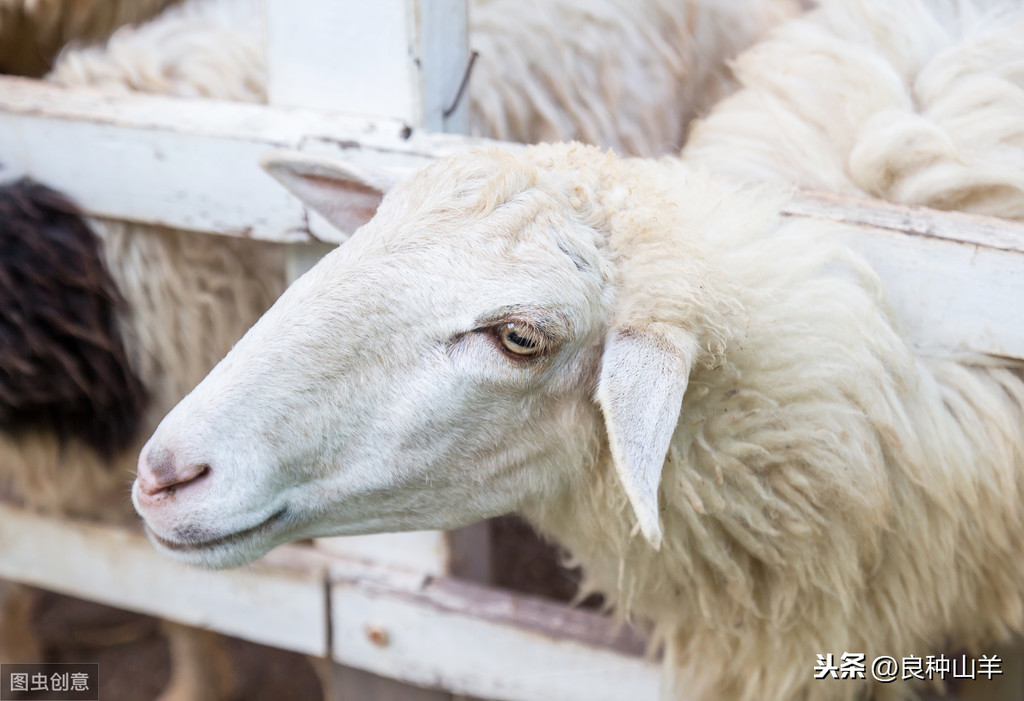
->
[0, 179, 285, 701]
[0, 0, 180, 76]
[683, 0, 1024, 220]
[466, 0, 799, 155]
[131, 142, 1024, 701]
[46, 0, 800, 156]
[44, 0, 264, 102]
[0, 5, 273, 694]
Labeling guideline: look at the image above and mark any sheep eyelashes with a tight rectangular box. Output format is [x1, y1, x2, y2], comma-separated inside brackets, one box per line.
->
[497, 323, 544, 356]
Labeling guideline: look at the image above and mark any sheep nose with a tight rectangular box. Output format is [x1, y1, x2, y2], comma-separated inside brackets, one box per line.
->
[136, 447, 210, 499]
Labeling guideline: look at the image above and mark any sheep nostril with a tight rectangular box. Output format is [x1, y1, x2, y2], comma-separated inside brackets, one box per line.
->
[137, 448, 212, 498]
[163, 464, 210, 495]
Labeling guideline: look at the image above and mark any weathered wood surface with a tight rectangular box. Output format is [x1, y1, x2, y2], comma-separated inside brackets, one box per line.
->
[265, 0, 470, 133]
[784, 191, 1024, 360]
[0, 77, 493, 243]
[315, 531, 452, 576]
[0, 504, 660, 701]
[0, 503, 329, 656]
[785, 191, 1024, 254]
[329, 560, 659, 701]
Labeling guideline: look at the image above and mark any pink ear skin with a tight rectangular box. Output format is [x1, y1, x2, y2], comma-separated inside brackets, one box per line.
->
[259, 150, 397, 235]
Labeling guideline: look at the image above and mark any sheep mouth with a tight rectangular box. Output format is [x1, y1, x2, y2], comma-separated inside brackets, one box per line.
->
[148, 507, 289, 553]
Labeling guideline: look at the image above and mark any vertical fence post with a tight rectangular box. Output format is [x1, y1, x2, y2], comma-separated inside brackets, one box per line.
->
[261, 1, 480, 665]
[265, 0, 469, 133]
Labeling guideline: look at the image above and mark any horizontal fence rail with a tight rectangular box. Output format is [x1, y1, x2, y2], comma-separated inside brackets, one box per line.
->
[0, 504, 660, 701]
[0, 77, 493, 243]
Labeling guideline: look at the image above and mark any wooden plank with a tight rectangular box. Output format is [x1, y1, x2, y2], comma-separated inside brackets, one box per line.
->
[328, 562, 659, 701]
[0, 504, 660, 700]
[415, 0, 472, 133]
[784, 191, 1024, 360]
[265, 0, 469, 132]
[315, 523, 489, 585]
[847, 226, 1024, 360]
[0, 77, 488, 243]
[0, 503, 329, 656]
[0, 99, 307, 240]
[315, 532, 451, 576]
[785, 190, 1024, 255]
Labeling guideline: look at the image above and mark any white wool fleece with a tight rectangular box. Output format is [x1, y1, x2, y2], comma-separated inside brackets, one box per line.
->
[684, 0, 1024, 220]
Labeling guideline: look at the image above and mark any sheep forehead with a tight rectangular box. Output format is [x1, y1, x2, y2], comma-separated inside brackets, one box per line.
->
[308, 161, 608, 326]
[382, 147, 542, 220]
[319, 232, 601, 344]
[372, 144, 614, 245]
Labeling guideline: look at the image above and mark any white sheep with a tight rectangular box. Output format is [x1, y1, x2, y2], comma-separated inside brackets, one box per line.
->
[1, 0, 798, 692]
[683, 0, 1024, 220]
[132, 142, 1024, 701]
[47, 0, 800, 156]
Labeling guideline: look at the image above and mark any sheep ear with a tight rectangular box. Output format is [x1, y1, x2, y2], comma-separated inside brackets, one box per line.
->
[259, 150, 397, 234]
[597, 327, 695, 550]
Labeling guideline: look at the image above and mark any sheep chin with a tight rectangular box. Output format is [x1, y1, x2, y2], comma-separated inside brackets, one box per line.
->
[143, 507, 289, 569]
[145, 529, 276, 569]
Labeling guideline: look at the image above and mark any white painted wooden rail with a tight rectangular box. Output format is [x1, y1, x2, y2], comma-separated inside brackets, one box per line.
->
[0, 77, 482, 244]
[0, 504, 660, 701]
[782, 192, 1024, 361]
[265, 0, 470, 132]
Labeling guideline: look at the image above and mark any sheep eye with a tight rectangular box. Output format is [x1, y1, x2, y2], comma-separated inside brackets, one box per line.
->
[498, 323, 544, 356]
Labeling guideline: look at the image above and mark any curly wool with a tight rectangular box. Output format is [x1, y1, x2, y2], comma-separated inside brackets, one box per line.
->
[683, 0, 1024, 220]
[45, 0, 264, 101]
[467, 0, 799, 156]
[509, 144, 1024, 701]
[47, 0, 799, 156]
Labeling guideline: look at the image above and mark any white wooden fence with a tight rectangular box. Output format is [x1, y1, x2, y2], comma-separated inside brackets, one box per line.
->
[1, 0, 1023, 699]
[0, 504, 658, 701]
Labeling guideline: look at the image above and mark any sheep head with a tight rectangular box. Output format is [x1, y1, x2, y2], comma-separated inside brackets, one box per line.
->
[134, 143, 703, 568]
